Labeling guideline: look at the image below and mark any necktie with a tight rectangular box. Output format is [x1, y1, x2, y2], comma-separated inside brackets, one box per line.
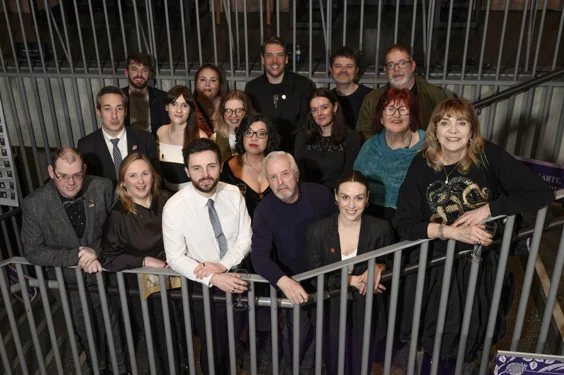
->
[207, 199, 228, 258]
[110, 138, 123, 178]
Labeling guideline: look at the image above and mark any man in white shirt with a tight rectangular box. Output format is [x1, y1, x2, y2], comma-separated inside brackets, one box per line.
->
[163, 138, 252, 374]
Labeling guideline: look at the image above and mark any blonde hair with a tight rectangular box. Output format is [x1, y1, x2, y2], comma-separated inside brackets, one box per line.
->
[421, 97, 485, 174]
[214, 90, 255, 138]
[115, 152, 161, 216]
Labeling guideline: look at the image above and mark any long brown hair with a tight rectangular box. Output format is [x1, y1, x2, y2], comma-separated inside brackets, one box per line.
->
[421, 97, 485, 174]
[215, 90, 255, 138]
[165, 85, 200, 147]
[115, 152, 161, 216]
[301, 88, 348, 145]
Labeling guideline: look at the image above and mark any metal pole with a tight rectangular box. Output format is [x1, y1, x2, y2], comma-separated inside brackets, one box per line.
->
[210, 0, 219, 66]
[337, 267, 348, 375]
[360, 259, 375, 375]
[478, 215, 516, 375]
[164, 0, 174, 76]
[75, 268, 100, 374]
[226, 292, 237, 375]
[181, 278, 197, 375]
[202, 286, 216, 375]
[315, 274, 325, 375]
[95, 273, 119, 374]
[292, 303, 300, 375]
[270, 285, 280, 375]
[384, 250, 402, 375]
[55, 268, 82, 374]
[137, 274, 157, 375]
[116, 273, 138, 374]
[407, 242, 429, 375]
[248, 281, 258, 375]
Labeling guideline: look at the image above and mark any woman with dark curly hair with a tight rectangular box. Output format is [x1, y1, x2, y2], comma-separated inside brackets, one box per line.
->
[220, 113, 280, 220]
[294, 87, 361, 190]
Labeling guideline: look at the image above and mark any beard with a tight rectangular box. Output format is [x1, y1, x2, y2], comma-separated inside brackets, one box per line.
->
[129, 76, 148, 90]
[193, 176, 219, 194]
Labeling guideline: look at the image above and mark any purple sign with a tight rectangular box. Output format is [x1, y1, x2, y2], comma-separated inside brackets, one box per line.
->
[514, 156, 564, 192]
[495, 351, 564, 374]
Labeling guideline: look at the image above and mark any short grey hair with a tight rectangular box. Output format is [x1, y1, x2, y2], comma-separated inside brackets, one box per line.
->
[264, 151, 299, 175]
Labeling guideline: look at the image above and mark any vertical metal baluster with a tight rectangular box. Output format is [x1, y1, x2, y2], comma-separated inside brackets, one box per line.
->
[194, 0, 203, 66]
[244, 0, 249, 76]
[337, 267, 348, 375]
[478, 215, 516, 375]
[309, 0, 313, 78]
[360, 259, 375, 374]
[315, 274, 325, 375]
[375, 0, 382, 80]
[181, 278, 197, 374]
[35, 265, 64, 374]
[226, 291, 237, 375]
[137, 274, 157, 375]
[55, 268, 82, 374]
[0, 326, 12, 375]
[95, 273, 119, 374]
[410, 0, 418, 54]
[101, 0, 116, 74]
[117, 0, 128, 58]
[394, 0, 400, 43]
[158, 275, 177, 375]
[457, 0, 473, 97]
[132, 0, 142, 51]
[116, 273, 138, 374]
[75, 268, 100, 374]
[13, 0, 32, 71]
[270, 285, 279, 375]
[210, 0, 218, 66]
[407, 243, 429, 375]
[359, 0, 365, 51]
[259, 0, 264, 73]
[441, 0, 455, 90]
[164, 0, 174, 75]
[430, 239, 456, 375]
[234, 0, 241, 70]
[223, 0, 235, 77]
[248, 281, 257, 375]
[425, 0, 436, 79]
[292, 303, 300, 375]
[0, 267, 30, 374]
[384, 250, 402, 375]
[276, 0, 280, 36]
[180, 0, 189, 76]
[525, 0, 537, 72]
[202, 286, 216, 375]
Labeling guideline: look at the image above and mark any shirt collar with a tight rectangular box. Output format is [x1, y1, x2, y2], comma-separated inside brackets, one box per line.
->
[185, 182, 220, 207]
[102, 126, 126, 143]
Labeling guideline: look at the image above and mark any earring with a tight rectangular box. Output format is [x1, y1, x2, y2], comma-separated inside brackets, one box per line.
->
[468, 138, 473, 145]
[335, 201, 338, 205]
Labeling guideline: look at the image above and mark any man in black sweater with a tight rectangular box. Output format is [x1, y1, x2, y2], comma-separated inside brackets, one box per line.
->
[251, 151, 335, 374]
[245, 37, 315, 153]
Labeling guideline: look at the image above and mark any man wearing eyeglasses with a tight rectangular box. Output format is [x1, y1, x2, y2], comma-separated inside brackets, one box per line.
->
[355, 44, 447, 140]
[21, 148, 128, 375]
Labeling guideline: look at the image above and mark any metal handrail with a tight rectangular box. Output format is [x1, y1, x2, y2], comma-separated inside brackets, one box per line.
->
[473, 67, 564, 110]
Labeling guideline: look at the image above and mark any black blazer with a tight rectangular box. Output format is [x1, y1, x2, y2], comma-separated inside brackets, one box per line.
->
[307, 213, 394, 291]
[122, 85, 170, 134]
[77, 127, 159, 182]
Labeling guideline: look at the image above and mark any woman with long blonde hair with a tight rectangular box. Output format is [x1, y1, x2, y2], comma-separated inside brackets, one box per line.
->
[393, 98, 553, 373]
[101, 152, 177, 373]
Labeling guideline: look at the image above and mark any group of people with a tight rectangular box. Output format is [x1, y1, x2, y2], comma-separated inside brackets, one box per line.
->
[20, 37, 554, 375]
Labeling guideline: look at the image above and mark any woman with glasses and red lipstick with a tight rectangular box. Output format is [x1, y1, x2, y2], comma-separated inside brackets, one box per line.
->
[294, 87, 361, 191]
[353, 88, 424, 220]
[212, 90, 255, 161]
[220, 113, 280, 221]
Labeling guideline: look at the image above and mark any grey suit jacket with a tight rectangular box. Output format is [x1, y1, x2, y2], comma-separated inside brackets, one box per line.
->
[21, 175, 114, 275]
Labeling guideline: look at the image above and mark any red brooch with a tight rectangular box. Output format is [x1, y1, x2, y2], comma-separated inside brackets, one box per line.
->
[330, 248, 335, 253]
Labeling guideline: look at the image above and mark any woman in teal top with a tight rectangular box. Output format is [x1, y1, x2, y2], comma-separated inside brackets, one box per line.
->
[353, 88, 424, 220]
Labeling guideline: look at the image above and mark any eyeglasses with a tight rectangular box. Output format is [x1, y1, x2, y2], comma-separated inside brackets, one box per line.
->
[224, 108, 246, 117]
[384, 60, 413, 70]
[54, 172, 84, 182]
[244, 129, 269, 139]
[383, 106, 410, 116]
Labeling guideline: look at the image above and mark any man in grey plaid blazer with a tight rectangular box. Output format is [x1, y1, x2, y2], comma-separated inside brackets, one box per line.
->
[21, 148, 128, 375]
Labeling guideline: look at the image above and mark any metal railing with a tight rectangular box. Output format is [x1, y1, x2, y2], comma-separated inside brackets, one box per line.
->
[1, 190, 563, 375]
[0, 1, 564, 199]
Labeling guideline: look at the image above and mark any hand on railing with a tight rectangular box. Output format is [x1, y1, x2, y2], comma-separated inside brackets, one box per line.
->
[143, 257, 168, 268]
[350, 264, 386, 295]
[452, 204, 491, 227]
[194, 262, 227, 279]
[78, 247, 102, 273]
[210, 273, 248, 294]
[277, 276, 308, 305]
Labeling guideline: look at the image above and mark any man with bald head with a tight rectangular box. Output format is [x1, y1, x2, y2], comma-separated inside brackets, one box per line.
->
[251, 151, 335, 374]
[21, 148, 127, 375]
[355, 44, 447, 140]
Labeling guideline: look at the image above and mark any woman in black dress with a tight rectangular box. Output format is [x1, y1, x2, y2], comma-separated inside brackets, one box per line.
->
[220, 113, 280, 221]
[393, 98, 553, 373]
[100, 152, 177, 373]
[294, 87, 361, 190]
[308, 170, 394, 375]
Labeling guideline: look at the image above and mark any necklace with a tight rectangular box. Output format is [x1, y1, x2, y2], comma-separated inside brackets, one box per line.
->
[404, 132, 413, 149]
[168, 126, 184, 146]
[245, 153, 264, 183]
[444, 161, 461, 184]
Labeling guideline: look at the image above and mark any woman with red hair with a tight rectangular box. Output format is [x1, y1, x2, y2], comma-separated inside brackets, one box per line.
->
[353, 88, 424, 220]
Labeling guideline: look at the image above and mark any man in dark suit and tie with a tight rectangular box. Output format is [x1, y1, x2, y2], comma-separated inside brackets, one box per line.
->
[21, 148, 128, 375]
[77, 86, 159, 182]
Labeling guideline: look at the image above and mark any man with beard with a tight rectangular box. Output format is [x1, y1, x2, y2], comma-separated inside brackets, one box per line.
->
[355, 44, 447, 140]
[77, 86, 159, 183]
[330, 46, 372, 129]
[245, 37, 315, 153]
[163, 138, 252, 375]
[122, 52, 169, 134]
[251, 151, 335, 374]
[21, 148, 128, 375]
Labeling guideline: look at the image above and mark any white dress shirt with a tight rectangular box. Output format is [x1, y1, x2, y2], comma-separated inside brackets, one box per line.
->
[102, 127, 128, 162]
[163, 181, 252, 286]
